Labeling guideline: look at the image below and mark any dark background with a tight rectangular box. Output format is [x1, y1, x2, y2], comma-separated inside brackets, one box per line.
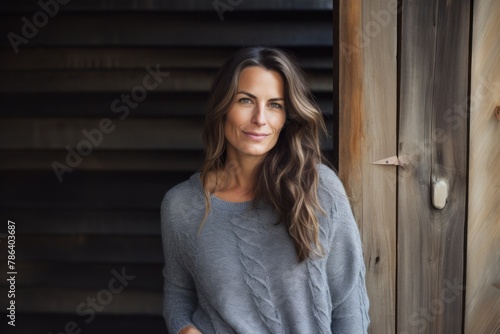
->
[0, 1, 336, 333]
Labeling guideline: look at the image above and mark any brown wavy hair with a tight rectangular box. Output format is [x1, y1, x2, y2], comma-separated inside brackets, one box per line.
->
[201, 47, 328, 262]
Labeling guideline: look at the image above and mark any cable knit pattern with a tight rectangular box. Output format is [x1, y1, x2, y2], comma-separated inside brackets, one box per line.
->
[160, 164, 370, 334]
[230, 213, 284, 333]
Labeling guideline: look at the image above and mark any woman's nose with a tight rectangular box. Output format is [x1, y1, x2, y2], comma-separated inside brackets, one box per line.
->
[252, 104, 267, 126]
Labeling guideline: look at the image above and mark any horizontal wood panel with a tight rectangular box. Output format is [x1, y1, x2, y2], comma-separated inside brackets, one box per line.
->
[0, 12, 333, 48]
[0, 0, 333, 12]
[5, 208, 161, 235]
[0, 92, 334, 117]
[0, 287, 162, 315]
[1, 314, 166, 334]
[0, 262, 162, 290]
[0, 171, 191, 209]
[0, 118, 205, 150]
[0, 150, 204, 171]
[0, 69, 332, 93]
[0, 47, 333, 70]
[6, 235, 163, 263]
[0, 118, 334, 150]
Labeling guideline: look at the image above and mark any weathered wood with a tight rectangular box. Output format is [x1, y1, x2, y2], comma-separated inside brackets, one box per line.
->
[0, 171, 191, 209]
[6, 209, 161, 235]
[3, 315, 166, 334]
[10, 235, 163, 263]
[0, 69, 333, 93]
[0, 0, 333, 12]
[0, 287, 162, 315]
[0, 13, 332, 47]
[0, 118, 334, 150]
[339, 1, 397, 332]
[465, 0, 500, 332]
[0, 47, 334, 70]
[0, 150, 204, 171]
[397, 0, 469, 333]
[0, 262, 163, 290]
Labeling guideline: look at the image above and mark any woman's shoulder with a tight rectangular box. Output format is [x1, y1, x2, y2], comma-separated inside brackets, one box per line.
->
[316, 163, 352, 219]
[161, 172, 204, 214]
[317, 163, 346, 196]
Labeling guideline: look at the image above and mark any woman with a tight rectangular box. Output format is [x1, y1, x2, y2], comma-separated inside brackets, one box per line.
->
[161, 47, 369, 334]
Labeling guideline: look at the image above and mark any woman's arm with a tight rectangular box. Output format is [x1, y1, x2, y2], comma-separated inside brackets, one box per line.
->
[161, 191, 199, 334]
[323, 172, 370, 333]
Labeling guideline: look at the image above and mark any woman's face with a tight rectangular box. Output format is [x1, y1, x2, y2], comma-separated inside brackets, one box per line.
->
[224, 66, 286, 162]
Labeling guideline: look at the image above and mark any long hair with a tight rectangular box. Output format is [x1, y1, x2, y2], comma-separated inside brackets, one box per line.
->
[201, 47, 328, 262]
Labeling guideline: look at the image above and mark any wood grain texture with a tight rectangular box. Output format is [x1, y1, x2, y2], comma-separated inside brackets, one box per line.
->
[0, 12, 332, 47]
[465, 0, 500, 332]
[397, 0, 469, 333]
[339, 1, 397, 332]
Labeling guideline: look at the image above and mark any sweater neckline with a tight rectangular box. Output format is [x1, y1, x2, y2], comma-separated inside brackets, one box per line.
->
[190, 172, 253, 212]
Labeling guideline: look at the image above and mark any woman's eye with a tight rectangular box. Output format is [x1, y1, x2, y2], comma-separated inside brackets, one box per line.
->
[239, 98, 252, 104]
[269, 102, 283, 109]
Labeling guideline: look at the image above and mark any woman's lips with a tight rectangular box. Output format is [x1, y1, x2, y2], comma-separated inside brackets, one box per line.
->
[243, 131, 270, 141]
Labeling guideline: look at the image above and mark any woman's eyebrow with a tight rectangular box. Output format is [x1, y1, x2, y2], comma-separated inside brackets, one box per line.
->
[237, 91, 284, 101]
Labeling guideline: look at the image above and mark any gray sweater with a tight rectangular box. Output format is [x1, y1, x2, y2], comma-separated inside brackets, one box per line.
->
[160, 164, 370, 334]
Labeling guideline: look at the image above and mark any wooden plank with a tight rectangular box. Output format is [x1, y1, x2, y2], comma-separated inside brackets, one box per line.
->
[0, 150, 204, 171]
[0, 118, 205, 150]
[6, 209, 161, 235]
[0, 171, 191, 209]
[0, 12, 333, 48]
[4, 235, 163, 263]
[397, 0, 469, 333]
[0, 0, 333, 12]
[0, 47, 334, 70]
[0, 92, 334, 117]
[0, 287, 162, 315]
[465, 0, 500, 332]
[2, 315, 166, 334]
[0, 262, 162, 290]
[0, 69, 333, 93]
[339, 0, 397, 332]
[0, 118, 334, 150]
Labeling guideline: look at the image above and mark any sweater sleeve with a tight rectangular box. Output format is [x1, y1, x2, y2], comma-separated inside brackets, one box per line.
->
[323, 170, 370, 333]
[161, 190, 198, 334]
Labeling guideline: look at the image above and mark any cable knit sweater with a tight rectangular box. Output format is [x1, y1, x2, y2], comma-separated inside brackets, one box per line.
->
[160, 164, 370, 334]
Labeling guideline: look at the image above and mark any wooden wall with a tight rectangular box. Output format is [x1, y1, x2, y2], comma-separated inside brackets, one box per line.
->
[340, 0, 471, 333]
[465, 0, 500, 332]
[0, 1, 334, 333]
[339, 1, 397, 333]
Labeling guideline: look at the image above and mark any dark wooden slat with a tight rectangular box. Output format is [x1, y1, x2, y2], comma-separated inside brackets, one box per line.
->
[0, 150, 204, 171]
[0, 92, 209, 117]
[397, 0, 469, 333]
[1, 315, 166, 334]
[5, 209, 161, 235]
[0, 118, 205, 150]
[7, 235, 163, 263]
[0, 171, 191, 209]
[0, 69, 333, 93]
[0, 47, 334, 70]
[0, 287, 162, 315]
[0, 262, 162, 290]
[0, 12, 333, 47]
[0, 118, 334, 150]
[0, 0, 333, 12]
[0, 92, 334, 117]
